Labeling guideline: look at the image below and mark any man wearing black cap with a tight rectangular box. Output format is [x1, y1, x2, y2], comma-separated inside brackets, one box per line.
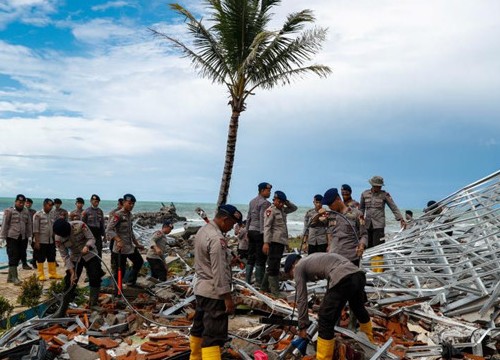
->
[284, 253, 375, 360]
[321, 188, 368, 266]
[303, 194, 329, 255]
[245, 182, 272, 286]
[146, 220, 174, 282]
[341, 184, 359, 208]
[106, 194, 144, 287]
[0, 194, 33, 285]
[69, 197, 85, 221]
[190, 204, 243, 360]
[82, 194, 105, 258]
[53, 218, 103, 316]
[261, 190, 297, 296]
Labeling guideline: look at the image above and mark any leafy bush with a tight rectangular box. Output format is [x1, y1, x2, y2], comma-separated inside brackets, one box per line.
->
[0, 296, 14, 321]
[17, 274, 43, 308]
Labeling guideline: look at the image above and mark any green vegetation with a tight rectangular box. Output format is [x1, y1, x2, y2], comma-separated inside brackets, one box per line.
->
[17, 274, 43, 308]
[0, 296, 14, 323]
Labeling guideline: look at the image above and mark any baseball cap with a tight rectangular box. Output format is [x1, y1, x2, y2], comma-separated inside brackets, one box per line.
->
[284, 254, 301, 274]
[258, 182, 272, 191]
[15, 194, 26, 202]
[53, 218, 71, 237]
[76, 197, 85, 204]
[274, 191, 287, 202]
[123, 194, 136, 202]
[341, 184, 352, 193]
[218, 204, 243, 225]
[321, 188, 339, 205]
[91, 194, 101, 201]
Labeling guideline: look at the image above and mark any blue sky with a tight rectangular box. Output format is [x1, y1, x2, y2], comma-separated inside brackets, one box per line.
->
[0, 0, 499, 208]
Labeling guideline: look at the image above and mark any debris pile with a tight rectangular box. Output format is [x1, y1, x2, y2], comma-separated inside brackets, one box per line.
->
[133, 202, 187, 228]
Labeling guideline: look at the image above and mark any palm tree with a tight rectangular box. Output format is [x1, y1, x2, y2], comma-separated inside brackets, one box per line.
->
[151, 0, 331, 207]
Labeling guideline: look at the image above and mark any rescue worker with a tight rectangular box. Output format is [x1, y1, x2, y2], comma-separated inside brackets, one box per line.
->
[1, 194, 33, 285]
[146, 220, 174, 282]
[321, 188, 368, 266]
[341, 184, 360, 208]
[108, 198, 124, 218]
[302, 194, 329, 254]
[106, 194, 144, 287]
[284, 253, 375, 360]
[108, 198, 124, 275]
[53, 218, 103, 317]
[69, 197, 85, 221]
[190, 204, 243, 360]
[245, 182, 272, 285]
[82, 194, 105, 258]
[24, 198, 36, 270]
[359, 176, 405, 248]
[234, 220, 249, 261]
[261, 190, 297, 296]
[51, 198, 69, 221]
[33, 198, 62, 280]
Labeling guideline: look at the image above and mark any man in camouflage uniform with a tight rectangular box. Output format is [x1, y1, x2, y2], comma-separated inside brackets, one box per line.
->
[69, 197, 85, 221]
[82, 194, 105, 258]
[341, 184, 360, 208]
[190, 204, 243, 360]
[261, 191, 297, 296]
[53, 218, 103, 317]
[359, 176, 405, 248]
[146, 220, 174, 282]
[1, 194, 33, 285]
[302, 194, 329, 254]
[33, 198, 63, 280]
[106, 194, 144, 287]
[245, 182, 272, 285]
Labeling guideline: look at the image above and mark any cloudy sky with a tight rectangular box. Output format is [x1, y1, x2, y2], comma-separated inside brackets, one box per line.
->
[0, 0, 498, 208]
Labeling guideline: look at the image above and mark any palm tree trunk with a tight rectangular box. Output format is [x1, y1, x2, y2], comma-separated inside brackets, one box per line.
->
[216, 111, 240, 207]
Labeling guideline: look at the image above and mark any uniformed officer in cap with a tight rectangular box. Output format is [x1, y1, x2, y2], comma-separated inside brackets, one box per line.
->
[146, 220, 175, 282]
[82, 194, 105, 258]
[69, 197, 85, 221]
[106, 194, 144, 287]
[1, 194, 33, 285]
[24, 198, 37, 269]
[359, 176, 405, 248]
[190, 204, 243, 360]
[51, 198, 69, 222]
[302, 194, 329, 255]
[52, 218, 103, 316]
[341, 184, 360, 208]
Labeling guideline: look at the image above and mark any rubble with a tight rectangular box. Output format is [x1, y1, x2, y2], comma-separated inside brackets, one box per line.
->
[133, 202, 187, 228]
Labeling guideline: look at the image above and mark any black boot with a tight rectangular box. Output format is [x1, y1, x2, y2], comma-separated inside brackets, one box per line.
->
[52, 290, 73, 318]
[8, 266, 21, 285]
[126, 269, 138, 286]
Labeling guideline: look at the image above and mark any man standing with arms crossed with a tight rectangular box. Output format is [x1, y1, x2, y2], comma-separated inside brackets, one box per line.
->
[245, 182, 272, 286]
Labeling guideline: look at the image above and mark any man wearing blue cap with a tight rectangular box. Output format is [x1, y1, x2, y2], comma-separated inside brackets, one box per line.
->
[261, 190, 297, 296]
[302, 194, 329, 254]
[146, 220, 174, 282]
[190, 204, 243, 360]
[245, 182, 272, 286]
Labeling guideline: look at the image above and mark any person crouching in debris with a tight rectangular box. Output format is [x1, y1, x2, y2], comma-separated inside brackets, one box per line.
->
[190, 204, 243, 360]
[146, 220, 174, 282]
[284, 253, 375, 360]
[52, 218, 103, 316]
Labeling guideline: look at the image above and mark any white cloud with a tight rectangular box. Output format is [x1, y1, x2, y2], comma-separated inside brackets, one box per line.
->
[0, 101, 47, 112]
[69, 18, 137, 44]
[91, 1, 135, 12]
[0, 0, 57, 28]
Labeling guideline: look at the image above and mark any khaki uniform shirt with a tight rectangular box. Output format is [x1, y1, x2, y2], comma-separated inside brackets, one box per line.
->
[146, 230, 169, 260]
[194, 221, 232, 300]
[33, 210, 53, 244]
[82, 206, 105, 236]
[344, 198, 360, 209]
[328, 207, 368, 262]
[237, 227, 249, 251]
[303, 208, 329, 246]
[51, 208, 69, 222]
[56, 221, 96, 270]
[0, 207, 32, 240]
[246, 195, 271, 233]
[69, 208, 83, 221]
[106, 209, 136, 254]
[294, 253, 364, 329]
[359, 189, 403, 229]
[263, 201, 298, 245]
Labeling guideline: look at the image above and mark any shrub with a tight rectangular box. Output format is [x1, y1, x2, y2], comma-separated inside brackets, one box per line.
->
[17, 274, 43, 308]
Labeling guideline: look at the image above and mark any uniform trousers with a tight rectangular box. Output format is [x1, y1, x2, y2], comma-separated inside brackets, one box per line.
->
[21, 238, 29, 265]
[266, 242, 285, 276]
[308, 243, 328, 254]
[6, 237, 25, 267]
[62, 256, 102, 299]
[367, 226, 385, 248]
[318, 272, 370, 339]
[113, 248, 144, 283]
[190, 295, 228, 348]
[36, 243, 56, 263]
[247, 230, 267, 267]
[88, 227, 103, 258]
[147, 257, 167, 282]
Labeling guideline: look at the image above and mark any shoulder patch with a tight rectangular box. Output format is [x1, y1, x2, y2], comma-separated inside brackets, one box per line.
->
[219, 238, 227, 249]
[265, 208, 272, 217]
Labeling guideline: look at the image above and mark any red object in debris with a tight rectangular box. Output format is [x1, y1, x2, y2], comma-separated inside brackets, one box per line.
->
[117, 251, 122, 295]
[254, 350, 268, 360]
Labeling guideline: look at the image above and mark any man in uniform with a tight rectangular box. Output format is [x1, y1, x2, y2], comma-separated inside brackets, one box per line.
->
[245, 182, 272, 285]
[321, 188, 368, 266]
[189, 204, 243, 360]
[302, 194, 329, 254]
[69, 197, 85, 221]
[359, 176, 405, 248]
[1, 194, 33, 285]
[261, 190, 297, 296]
[106, 194, 144, 288]
[82, 194, 105, 258]
[52, 198, 69, 221]
[33, 198, 63, 280]
[24, 198, 37, 270]
[341, 184, 359, 208]
[146, 220, 174, 282]
[284, 253, 375, 360]
[53, 218, 103, 317]
[109, 198, 124, 218]
[107, 198, 124, 276]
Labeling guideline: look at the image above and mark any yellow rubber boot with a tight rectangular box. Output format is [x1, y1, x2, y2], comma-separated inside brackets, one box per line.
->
[359, 321, 375, 343]
[201, 346, 221, 360]
[316, 337, 335, 360]
[189, 336, 202, 360]
[48, 262, 63, 279]
[371, 255, 384, 273]
[37, 263, 47, 281]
